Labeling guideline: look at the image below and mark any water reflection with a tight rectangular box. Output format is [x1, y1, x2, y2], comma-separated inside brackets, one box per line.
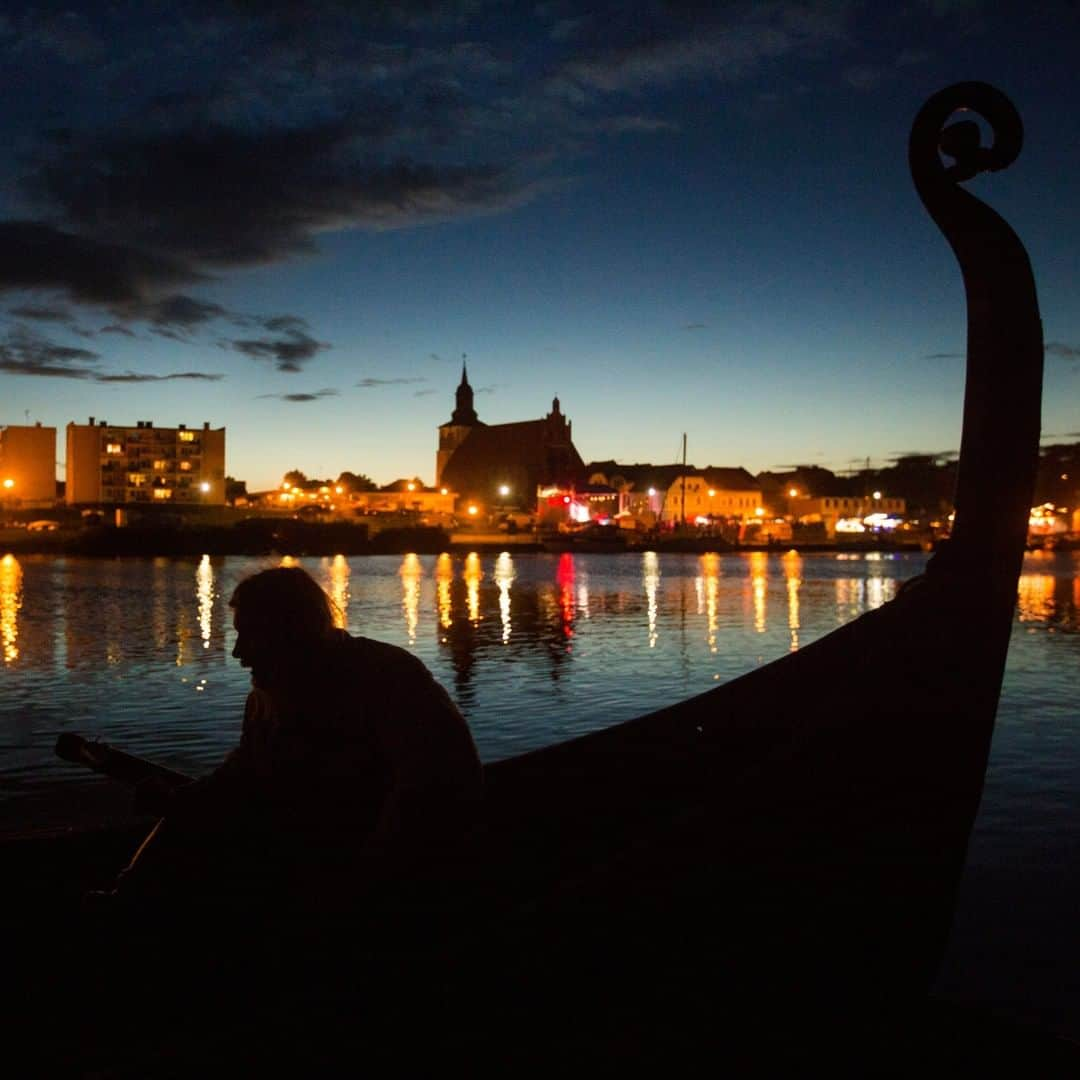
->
[326, 554, 350, 628]
[698, 553, 720, 653]
[6, 551, 1080, 798]
[435, 553, 453, 633]
[783, 550, 802, 652]
[400, 553, 422, 644]
[464, 552, 482, 623]
[1, 554, 22, 663]
[495, 552, 514, 644]
[196, 554, 214, 650]
[643, 551, 660, 648]
[749, 551, 767, 634]
[1015, 557, 1080, 631]
[556, 554, 575, 641]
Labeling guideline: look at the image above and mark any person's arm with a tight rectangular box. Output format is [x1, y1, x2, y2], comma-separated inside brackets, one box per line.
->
[134, 690, 271, 821]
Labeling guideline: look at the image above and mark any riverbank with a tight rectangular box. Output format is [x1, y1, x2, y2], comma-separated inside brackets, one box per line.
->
[1, 522, 936, 557]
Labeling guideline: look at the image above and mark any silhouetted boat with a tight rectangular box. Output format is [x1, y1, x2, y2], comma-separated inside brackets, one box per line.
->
[11, 84, 1075, 1069]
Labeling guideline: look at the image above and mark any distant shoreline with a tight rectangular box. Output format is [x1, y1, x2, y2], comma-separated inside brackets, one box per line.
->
[0, 522, 943, 557]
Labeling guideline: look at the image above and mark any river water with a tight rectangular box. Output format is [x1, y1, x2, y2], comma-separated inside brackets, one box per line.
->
[1, 549, 1077, 1034]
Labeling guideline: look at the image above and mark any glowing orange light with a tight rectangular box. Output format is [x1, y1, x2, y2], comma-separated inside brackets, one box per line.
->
[440, 487, 448, 495]
[407, 482, 416, 492]
[335, 486, 343, 494]
[2, 479, 13, 489]
[563, 496, 571, 504]
[468, 505, 478, 515]
[788, 488, 798, 498]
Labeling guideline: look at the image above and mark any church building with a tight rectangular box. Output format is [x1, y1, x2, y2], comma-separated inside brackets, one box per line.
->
[436, 364, 585, 511]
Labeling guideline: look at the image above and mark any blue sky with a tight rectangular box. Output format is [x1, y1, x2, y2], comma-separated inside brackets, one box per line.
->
[0, 1, 1077, 490]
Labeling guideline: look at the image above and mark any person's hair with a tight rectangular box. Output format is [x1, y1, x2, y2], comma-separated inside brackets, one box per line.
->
[229, 566, 339, 648]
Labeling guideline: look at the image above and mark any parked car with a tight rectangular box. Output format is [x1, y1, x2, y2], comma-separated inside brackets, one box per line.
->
[27, 520, 61, 532]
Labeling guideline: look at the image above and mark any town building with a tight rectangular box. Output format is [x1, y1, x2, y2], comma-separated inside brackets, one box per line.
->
[66, 418, 226, 506]
[659, 469, 763, 527]
[789, 493, 905, 537]
[436, 364, 585, 513]
[351, 479, 456, 519]
[0, 423, 57, 505]
[586, 461, 762, 528]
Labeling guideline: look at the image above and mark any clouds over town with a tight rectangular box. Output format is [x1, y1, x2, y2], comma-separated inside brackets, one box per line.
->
[0, 1, 885, 383]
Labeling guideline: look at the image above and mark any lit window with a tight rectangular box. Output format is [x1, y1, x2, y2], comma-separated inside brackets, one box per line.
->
[153, 489, 172, 500]
[106, 443, 122, 454]
[153, 460, 169, 471]
[128, 473, 146, 487]
[179, 431, 195, 442]
[179, 461, 192, 471]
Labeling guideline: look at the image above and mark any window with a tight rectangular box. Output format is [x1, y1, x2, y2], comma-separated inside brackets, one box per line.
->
[127, 473, 146, 487]
[106, 443, 122, 454]
[179, 431, 195, 442]
[153, 460, 169, 471]
[153, 488, 172, 500]
[179, 460, 192, 471]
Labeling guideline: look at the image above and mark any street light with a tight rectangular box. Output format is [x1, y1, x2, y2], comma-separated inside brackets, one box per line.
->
[200, 482, 211, 493]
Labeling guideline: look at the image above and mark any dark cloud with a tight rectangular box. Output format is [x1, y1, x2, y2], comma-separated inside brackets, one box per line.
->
[13, 10, 105, 64]
[356, 376, 427, 388]
[547, 2, 851, 96]
[0, 326, 99, 378]
[257, 388, 339, 402]
[0, 221, 204, 306]
[261, 314, 310, 334]
[8, 304, 74, 322]
[1046, 342, 1080, 360]
[95, 370, 225, 383]
[99, 324, 136, 336]
[230, 327, 330, 372]
[146, 294, 230, 329]
[29, 121, 531, 270]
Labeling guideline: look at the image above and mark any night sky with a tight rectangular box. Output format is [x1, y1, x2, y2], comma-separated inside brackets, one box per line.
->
[1, 1, 1077, 492]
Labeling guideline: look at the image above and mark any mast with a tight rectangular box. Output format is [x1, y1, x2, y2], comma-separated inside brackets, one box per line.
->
[681, 433, 687, 527]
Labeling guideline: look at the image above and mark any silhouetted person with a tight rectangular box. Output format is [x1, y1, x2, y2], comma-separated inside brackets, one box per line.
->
[114, 566, 482, 909]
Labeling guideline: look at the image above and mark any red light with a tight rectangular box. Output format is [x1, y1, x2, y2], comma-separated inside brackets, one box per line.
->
[563, 496, 571, 504]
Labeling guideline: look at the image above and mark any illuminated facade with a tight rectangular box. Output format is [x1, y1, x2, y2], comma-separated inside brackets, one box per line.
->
[586, 462, 761, 528]
[660, 470, 763, 526]
[789, 493, 905, 536]
[0, 423, 57, 504]
[65, 418, 226, 506]
[436, 363, 584, 510]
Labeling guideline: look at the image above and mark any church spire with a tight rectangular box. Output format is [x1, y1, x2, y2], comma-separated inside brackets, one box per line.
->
[450, 352, 479, 426]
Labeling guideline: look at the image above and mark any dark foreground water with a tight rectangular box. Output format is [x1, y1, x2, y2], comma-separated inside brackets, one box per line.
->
[1, 550, 1077, 1034]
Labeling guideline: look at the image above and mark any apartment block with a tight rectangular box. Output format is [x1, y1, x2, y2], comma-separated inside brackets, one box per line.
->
[0, 423, 57, 504]
[65, 418, 226, 506]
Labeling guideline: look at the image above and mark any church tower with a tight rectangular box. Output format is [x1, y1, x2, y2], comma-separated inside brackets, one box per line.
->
[437, 359, 483, 486]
